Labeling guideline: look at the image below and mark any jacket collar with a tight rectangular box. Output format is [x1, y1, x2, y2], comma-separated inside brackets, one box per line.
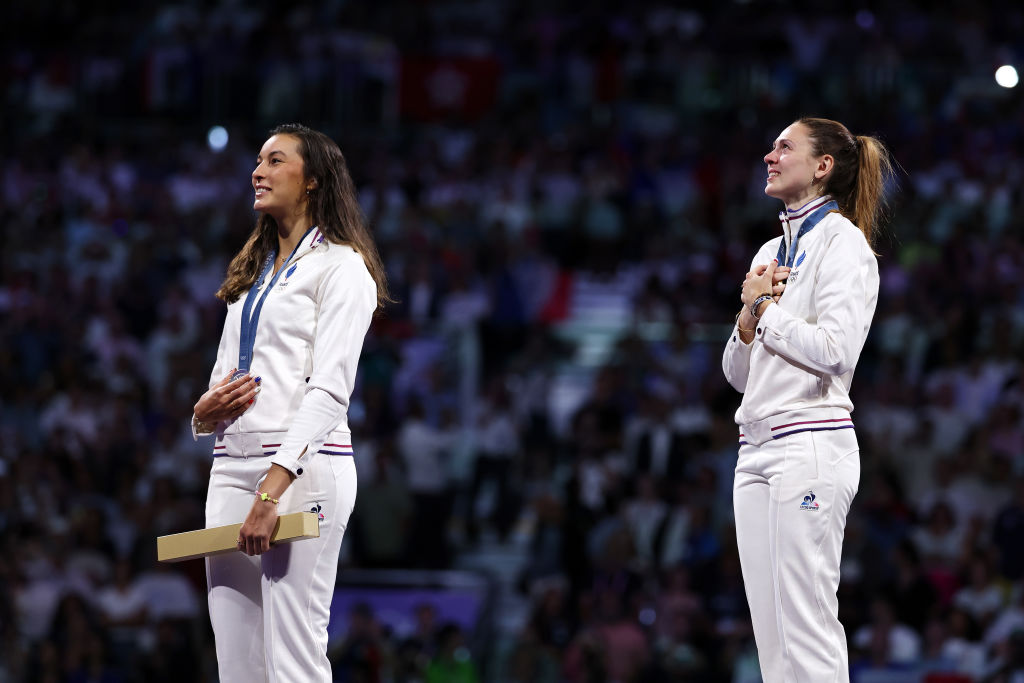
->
[776, 196, 838, 267]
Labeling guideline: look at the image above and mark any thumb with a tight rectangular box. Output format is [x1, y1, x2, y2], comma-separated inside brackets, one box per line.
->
[764, 259, 778, 281]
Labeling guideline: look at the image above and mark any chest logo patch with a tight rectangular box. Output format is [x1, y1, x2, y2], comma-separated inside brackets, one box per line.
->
[278, 263, 298, 288]
[788, 251, 806, 285]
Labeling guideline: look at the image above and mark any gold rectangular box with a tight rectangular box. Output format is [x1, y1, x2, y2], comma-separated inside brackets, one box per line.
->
[157, 512, 320, 563]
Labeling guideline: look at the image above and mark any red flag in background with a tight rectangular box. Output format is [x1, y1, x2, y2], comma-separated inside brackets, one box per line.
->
[400, 56, 501, 122]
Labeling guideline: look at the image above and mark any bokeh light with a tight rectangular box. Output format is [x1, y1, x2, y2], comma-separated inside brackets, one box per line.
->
[207, 125, 229, 151]
[995, 65, 1019, 88]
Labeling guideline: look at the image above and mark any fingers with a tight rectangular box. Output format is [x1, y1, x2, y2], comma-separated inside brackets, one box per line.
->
[215, 369, 239, 388]
[773, 266, 791, 283]
[237, 534, 271, 555]
[764, 259, 778, 279]
[772, 283, 786, 296]
[224, 375, 261, 406]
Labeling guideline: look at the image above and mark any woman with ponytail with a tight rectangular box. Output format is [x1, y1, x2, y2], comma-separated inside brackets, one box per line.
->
[722, 117, 893, 682]
[191, 123, 389, 681]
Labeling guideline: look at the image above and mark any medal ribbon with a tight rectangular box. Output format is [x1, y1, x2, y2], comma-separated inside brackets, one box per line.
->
[236, 226, 315, 373]
[775, 199, 838, 267]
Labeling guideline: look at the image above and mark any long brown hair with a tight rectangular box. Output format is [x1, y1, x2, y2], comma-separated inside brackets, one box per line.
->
[797, 117, 894, 246]
[217, 123, 391, 309]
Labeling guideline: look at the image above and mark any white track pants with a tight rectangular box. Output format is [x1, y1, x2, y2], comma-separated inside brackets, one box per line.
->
[205, 453, 356, 683]
[733, 428, 859, 683]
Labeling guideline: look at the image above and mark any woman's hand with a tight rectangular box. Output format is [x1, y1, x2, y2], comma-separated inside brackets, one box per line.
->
[193, 370, 261, 423]
[237, 464, 294, 555]
[742, 261, 791, 307]
[237, 495, 279, 555]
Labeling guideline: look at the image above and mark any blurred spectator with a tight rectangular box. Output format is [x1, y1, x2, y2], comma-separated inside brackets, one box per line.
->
[398, 399, 456, 568]
[852, 597, 922, 668]
[329, 602, 393, 683]
[426, 622, 479, 683]
[4, 1, 1024, 679]
[351, 444, 413, 568]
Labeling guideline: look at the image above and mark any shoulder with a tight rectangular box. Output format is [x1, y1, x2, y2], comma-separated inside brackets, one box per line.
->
[318, 242, 376, 290]
[820, 212, 872, 253]
[317, 241, 369, 272]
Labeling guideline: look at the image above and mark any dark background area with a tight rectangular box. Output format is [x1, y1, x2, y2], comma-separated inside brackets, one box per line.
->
[1, 1, 1024, 681]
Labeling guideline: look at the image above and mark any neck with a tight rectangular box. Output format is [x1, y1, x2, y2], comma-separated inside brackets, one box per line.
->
[275, 214, 313, 258]
[784, 189, 824, 213]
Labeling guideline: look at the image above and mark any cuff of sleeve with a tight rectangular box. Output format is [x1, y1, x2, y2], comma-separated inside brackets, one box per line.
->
[192, 414, 216, 440]
[731, 325, 755, 348]
[269, 452, 307, 477]
[754, 302, 783, 339]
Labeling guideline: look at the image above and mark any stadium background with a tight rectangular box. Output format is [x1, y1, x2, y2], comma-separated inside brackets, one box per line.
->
[2, 1, 1024, 681]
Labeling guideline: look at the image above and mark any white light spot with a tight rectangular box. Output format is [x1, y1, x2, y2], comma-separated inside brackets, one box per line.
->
[207, 125, 229, 152]
[995, 65, 1018, 89]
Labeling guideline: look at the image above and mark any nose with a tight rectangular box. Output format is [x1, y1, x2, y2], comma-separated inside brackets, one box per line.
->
[764, 149, 777, 165]
[252, 163, 264, 184]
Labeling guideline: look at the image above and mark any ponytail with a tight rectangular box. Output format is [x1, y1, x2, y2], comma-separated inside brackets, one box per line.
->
[797, 117, 894, 247]
[849, 135, 893, 245]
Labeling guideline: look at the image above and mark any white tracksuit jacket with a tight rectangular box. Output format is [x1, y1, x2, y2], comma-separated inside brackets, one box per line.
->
[723, 205, 879, 442]
[723, 199, 879, 683]
[194, 228, 377, 472]
[196, 229, 376, 683]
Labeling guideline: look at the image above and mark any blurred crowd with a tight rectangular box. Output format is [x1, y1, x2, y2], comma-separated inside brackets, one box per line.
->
[3, 0, 1024, 681]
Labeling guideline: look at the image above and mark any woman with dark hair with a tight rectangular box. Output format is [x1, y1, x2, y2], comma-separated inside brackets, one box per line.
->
[723, 117, 893, 682]
[191, 123, 389, 681]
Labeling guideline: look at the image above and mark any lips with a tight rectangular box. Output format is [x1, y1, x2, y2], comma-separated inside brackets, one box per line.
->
[254, 185, 271, 197]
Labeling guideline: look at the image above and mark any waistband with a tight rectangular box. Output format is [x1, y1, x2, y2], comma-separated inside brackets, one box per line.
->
[739, 407, 853, 447]
[212, 431, 353, 458]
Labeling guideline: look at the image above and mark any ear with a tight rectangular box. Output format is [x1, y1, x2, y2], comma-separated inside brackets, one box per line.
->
[306, 178, 319, 192]
[815, 154, 834, 182]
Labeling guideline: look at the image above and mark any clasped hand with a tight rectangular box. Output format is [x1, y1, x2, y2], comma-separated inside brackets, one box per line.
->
[193, 369, 261, 423]
[741, 260, 790, 308]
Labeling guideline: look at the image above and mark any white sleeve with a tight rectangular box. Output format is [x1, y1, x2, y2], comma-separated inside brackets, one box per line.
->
[191, 306, 234, 440]
[722, 242, 776, 393]
[269, 258, 377, 475]
[755, 229, 878, 376]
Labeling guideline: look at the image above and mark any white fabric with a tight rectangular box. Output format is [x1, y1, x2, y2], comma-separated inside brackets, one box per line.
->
[206, 452, 356, 683]
[193, 238, 376, 476]
[734, 428, 860, 683]
[723, 208, 878, 682]
[722, 211, 879, 425]
[196, 235, 374, 682]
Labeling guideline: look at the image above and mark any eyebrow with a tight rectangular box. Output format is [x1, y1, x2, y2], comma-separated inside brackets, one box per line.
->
[774, 138, 793, 147]
[256, 150, 288, 161]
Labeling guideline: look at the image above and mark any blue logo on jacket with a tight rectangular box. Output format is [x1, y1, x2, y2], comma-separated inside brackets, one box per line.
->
[787, 251, 806, 285]
[278, 263, 298, 289]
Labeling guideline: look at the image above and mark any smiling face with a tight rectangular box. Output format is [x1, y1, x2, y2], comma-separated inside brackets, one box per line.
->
[252, 134, 311, 219]
[763, 122, 833, 208]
